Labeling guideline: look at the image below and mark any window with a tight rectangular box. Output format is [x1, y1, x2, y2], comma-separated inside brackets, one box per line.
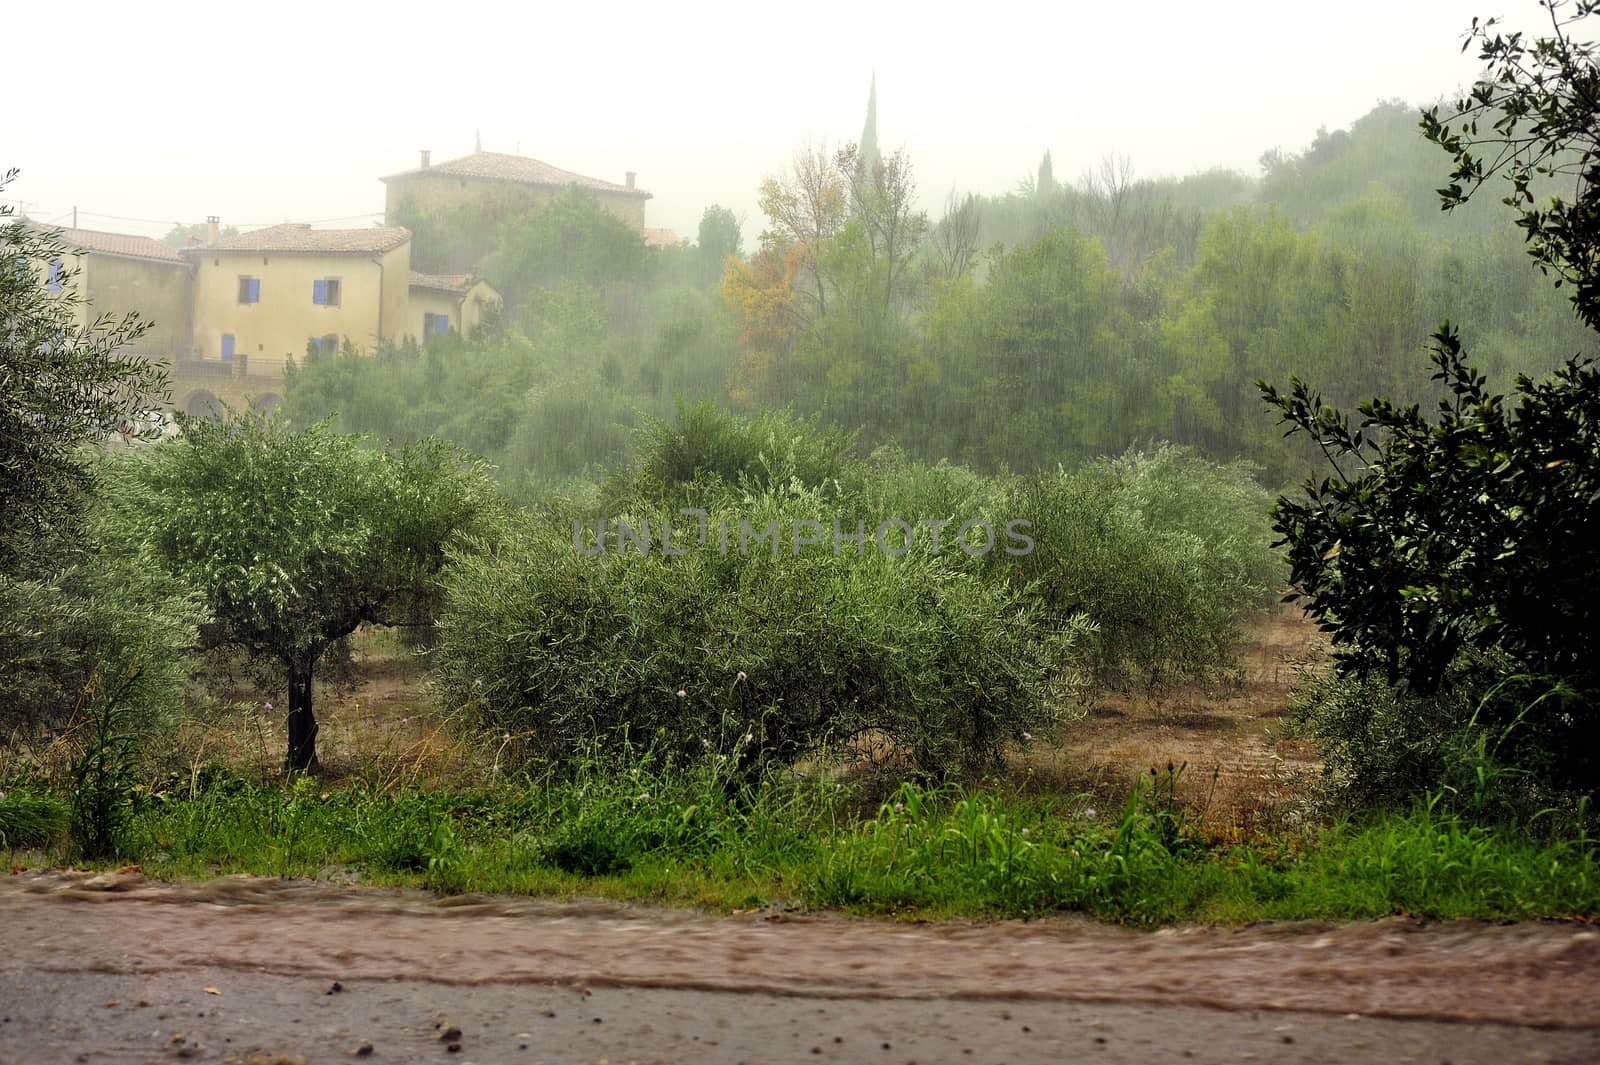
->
[46, 258, 63, 293]
[237, 277, 260, 304]
[308, 334, 340, 354]
[424, 312, 450, 336]
[221, 333, 235, 362]
[312, 278, 341, 307]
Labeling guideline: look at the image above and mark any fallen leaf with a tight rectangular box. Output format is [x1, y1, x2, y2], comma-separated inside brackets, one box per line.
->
[203, 986, 222, 996]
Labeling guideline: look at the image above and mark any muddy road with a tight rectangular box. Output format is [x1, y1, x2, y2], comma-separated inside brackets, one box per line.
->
[3, 870, 1597, 1064]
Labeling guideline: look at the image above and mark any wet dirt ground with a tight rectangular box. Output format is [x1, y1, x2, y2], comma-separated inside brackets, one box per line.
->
[5, 870, 1598, 1064]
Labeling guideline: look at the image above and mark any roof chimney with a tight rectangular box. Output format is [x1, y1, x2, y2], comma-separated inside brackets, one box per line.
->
[206, 215, 220, 245]
[625, 171, 637, 189]
[420, 149, 431, 169]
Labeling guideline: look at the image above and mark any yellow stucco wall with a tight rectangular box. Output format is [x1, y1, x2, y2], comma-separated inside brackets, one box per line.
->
[385, 173, 647, 232]
[407, 279, 502, 342]
[190, 243, 411, 376]
[409, 288, 457, 341]
[82, 254, 193, 357]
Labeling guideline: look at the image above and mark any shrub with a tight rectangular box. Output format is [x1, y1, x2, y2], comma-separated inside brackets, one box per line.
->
[621, 401, 856, 507]
[1, 534, 200, 742]
[1264, 328, 1600, 799]
[434, 485, 1076, 780]
[1010, 445, 1279, 687]
[363, 793, 461, 874]
[1295, 649, 1584, 819]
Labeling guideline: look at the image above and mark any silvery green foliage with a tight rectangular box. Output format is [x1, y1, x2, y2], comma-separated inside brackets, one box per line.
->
[1013, 444, 1280, 688]
[436, 480, 1080, 781]
[100, 410, 496, 768]
[0, 170, 167, 573]
[0, 166, 187, 739]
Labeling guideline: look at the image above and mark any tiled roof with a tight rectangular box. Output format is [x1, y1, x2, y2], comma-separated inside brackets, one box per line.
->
[381, 152, 651, 198]
[408, 271, 475, 293]
[642, 227, 681, 248]
[37, 224, 186, 264]
[192, 223, 411, 255]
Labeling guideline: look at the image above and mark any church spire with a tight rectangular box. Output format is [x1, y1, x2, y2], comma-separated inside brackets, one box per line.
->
[859, 73, 881, 177]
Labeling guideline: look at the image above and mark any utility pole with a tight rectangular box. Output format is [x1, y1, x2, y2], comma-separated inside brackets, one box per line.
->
[72, 206, 77, 227]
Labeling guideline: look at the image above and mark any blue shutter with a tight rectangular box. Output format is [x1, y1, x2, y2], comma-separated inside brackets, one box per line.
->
[221, 334, 235, 361]
[434, 313, 449, 335]
[248, 278, 260, 303]
[313, 279, 327, 305]
[46, 258, 63, 293]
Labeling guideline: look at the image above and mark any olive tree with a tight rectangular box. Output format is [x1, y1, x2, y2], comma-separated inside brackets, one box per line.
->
[1, 166, 190, 736]
[104, 411, 495, 771]
[1, 167, 166, 572]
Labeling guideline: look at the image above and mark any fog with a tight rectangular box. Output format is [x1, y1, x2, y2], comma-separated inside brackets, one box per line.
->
[6, 0, 1511, 241]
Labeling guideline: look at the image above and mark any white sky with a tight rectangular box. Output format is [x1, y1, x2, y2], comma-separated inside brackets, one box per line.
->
[3, 1, 1541, 245]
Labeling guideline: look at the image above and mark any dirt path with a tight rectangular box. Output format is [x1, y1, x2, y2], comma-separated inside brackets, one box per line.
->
[1030, 609, 1326, 832]
[5, 871, 1597, 1064]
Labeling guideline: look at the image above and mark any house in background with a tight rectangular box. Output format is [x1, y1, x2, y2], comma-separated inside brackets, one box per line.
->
[381, 150, 652, 271]
[185, 222, 412, 377]
[407, 272, 501, 342]
[32, 225, 193, 356]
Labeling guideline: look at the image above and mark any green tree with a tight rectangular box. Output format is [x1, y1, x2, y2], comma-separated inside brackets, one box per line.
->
[2, 167, 193, 738]
[2, 171, 168, 572]
[103, 412, 495, 771]
[488, 185, 650, 303]
[1261, 328, 1600, 791]
[1421, 1, 1600, 331]
[1037, 150, 1057, 197]
[1262, 2, 1600, 797]
[694, 205, 742, 286]
[161, 220, 238, 250]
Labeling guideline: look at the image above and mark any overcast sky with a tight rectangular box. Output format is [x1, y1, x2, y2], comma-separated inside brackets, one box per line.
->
[3, 1, 1541, 245]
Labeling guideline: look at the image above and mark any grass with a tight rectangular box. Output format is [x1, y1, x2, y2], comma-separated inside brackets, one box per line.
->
[9, 623, 1592, 928]
[21, 756, 1588, 927]
[0, 789, 70, 852]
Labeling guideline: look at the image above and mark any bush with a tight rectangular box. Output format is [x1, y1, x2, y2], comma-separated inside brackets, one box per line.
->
[362, 793, 461, 874]
[1264, 325, 1600, 798]
[68, 674, 145, 860]
[621, 401, 856, 507]
[1010, 445, 1279, 687]
[1295, 650, 1585, 820]
[1, 538, 200, 743]
[434, 484, 1076, 780]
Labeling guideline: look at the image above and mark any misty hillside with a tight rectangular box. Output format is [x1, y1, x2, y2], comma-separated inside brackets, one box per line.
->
[280, 97, 1597, 498]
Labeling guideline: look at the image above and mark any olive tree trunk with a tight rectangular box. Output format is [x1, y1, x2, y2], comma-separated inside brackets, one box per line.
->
[285, 657, 319, 773]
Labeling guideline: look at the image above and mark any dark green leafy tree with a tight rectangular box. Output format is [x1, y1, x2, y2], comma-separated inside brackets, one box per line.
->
[1421, 0, 1600, 330]
[1037, 151, 1057, 197]
[1, 170, 168, 572]
[1262, 2, 1600, 795]
[103, 412, 496, 771]
[1261, 329, 1600, 790]
[161, 221, 238, 250]
[488, 185, 650, 302]
[694, 205, 743, 286]
[1, 168, 193, 739]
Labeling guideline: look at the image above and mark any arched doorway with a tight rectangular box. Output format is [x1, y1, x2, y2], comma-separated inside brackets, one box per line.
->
[183, 389, 222, 418]
[251, 393, 283, 415]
